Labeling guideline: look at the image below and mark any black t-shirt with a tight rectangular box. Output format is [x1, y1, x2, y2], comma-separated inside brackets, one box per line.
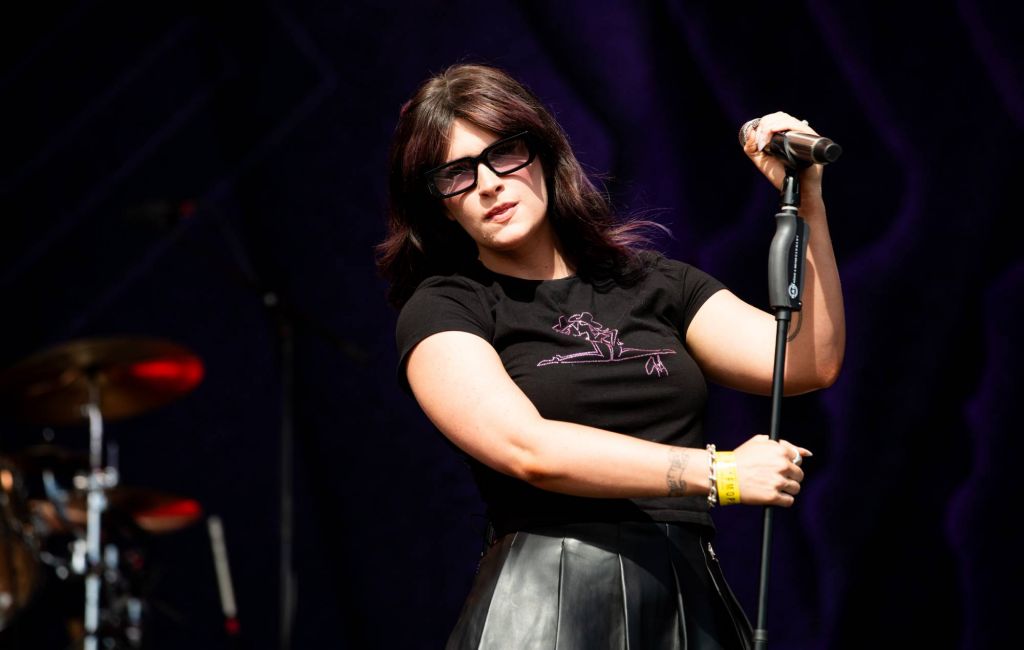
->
[396, 253, 727, 534]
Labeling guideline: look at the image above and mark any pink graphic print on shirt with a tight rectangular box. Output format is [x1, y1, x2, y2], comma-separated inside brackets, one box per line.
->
[536, 312, 675, 377]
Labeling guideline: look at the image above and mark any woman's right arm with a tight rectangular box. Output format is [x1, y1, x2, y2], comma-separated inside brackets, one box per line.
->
[406, 330, 805, 505]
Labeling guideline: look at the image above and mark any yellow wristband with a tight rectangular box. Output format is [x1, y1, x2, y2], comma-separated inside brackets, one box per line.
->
[716, 451, 742, 506]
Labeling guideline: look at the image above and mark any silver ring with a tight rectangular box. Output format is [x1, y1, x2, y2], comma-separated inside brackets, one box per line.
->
[792, 453, 802, 466]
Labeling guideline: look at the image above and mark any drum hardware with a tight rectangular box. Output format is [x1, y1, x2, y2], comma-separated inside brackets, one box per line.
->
[82, 373, 111, 650]
[0, 337, 204, 648]
[13, 444, 89, 481]
[43, 468, 75, 535]
[0, 457, 41, 632]
[55, 486, 203, 535]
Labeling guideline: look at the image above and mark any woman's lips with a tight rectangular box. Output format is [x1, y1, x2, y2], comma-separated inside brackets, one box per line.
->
[485, 202, 517, 222]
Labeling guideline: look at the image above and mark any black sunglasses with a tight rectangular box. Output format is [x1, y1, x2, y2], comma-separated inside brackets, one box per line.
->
[424, 132, 537, 199]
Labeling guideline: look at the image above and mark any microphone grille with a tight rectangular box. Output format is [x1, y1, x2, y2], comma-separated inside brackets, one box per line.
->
[811, 138, 843, 164]
[822, 141, 843, 163]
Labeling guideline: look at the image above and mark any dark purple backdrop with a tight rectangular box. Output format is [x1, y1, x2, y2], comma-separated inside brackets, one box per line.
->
[2, 2, 1021, 648]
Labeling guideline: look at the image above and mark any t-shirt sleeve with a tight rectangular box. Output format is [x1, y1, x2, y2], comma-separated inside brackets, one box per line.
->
[395, 276, 493, 393]
[657, 256, 728, 334]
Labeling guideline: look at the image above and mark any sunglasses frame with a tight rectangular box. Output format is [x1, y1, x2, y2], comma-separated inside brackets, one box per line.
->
[424, 131, 537, 199]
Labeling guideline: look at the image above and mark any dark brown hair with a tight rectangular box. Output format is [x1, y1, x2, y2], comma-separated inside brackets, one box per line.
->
[377, 63, 659, 308]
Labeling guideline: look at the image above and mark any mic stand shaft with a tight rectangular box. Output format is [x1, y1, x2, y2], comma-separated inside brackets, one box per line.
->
[268, 293, 297, 650]
[754, 168, 808, 650]
[205, 205, 300, 649]
[186, 201, 365, 648]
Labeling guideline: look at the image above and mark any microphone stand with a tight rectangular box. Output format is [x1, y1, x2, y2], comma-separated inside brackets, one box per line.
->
[268, 290, 296, 650]
[186, 202, 366, 650]
[753, 166, 808, 650]
[173, 203, 299, 649]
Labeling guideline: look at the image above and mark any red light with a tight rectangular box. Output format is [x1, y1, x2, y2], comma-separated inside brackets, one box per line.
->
[127, 357, 204, 392]
[137, 498, 202, 519]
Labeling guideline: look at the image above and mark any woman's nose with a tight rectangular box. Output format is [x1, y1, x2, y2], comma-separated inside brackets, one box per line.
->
[476, 162, 504, 194]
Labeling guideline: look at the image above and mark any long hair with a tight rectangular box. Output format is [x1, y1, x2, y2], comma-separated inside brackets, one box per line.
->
[377, 64, 659, 308]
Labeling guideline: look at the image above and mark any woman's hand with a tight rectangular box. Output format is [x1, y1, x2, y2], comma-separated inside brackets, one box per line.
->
[689, 111, 844, 397]
[742, 111, 824, 199]
[733, 434, 811, 507]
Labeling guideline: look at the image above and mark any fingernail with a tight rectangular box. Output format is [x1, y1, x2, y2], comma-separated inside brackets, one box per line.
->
[756, 131, 768, 151]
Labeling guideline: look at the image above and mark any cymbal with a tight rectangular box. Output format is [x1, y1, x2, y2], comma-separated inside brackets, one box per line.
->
[31, 487, 203, 535]
[130, 494, 205, 535]
[0, 337, 204, 425]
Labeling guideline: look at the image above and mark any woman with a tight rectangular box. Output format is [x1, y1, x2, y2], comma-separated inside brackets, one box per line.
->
[378, 63, 844, 649]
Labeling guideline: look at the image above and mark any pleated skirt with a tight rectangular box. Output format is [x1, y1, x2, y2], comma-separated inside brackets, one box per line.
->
[446, 521, 752, 650]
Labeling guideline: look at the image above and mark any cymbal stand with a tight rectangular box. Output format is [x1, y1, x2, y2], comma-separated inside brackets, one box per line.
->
[80, 375, 117, 650]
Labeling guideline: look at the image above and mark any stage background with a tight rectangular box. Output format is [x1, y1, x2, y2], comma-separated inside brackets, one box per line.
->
[2, 1, 1021, 648]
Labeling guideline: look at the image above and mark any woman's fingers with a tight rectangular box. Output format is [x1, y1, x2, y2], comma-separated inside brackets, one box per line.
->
[779, 439, 800, 459]
[741, 111, 824, 192]
[770, 477, 801, 507]
[734, 435, 812, 506]
[777, 477, 802, 496]
[773, 491, 796, 508]
[748, 111, 821, 151]
[785, 464, 805, 483]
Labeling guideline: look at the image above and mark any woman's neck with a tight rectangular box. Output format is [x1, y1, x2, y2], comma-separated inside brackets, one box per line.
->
[477, 234, 573, 281]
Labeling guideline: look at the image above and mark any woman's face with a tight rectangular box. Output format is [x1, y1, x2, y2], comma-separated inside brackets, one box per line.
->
[440, 119, 550, 263]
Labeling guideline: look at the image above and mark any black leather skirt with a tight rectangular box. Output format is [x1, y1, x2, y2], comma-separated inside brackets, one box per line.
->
[446, 521, 753, 650]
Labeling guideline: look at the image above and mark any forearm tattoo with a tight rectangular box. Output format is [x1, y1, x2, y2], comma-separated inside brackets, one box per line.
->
[666, 448, 688, 497]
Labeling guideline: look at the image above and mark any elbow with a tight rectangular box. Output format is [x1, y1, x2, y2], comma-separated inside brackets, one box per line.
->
[817, 362, 841, 389]
[507, 449, 556, 486]
[785, 352, 844, 395]
[813, 348, 844, 390]
[462, 414, 558, 486]
[492, 433, 548, 485]
[501, 438, 563, 488]
[820, 340, 845, 388]
[805, 332, 845, 390]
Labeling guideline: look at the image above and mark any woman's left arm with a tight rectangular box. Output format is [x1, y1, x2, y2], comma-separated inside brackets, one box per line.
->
[686, 112, 846, 396]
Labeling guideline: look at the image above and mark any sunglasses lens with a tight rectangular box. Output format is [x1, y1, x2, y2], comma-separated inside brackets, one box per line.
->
[429, 164, 475, 197]
[486, 135, 533, 173]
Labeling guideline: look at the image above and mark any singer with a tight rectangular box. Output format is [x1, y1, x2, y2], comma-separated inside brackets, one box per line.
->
[377, 64, 844, 649]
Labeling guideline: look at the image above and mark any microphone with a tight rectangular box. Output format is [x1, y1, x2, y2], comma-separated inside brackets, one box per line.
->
[738, 118, 842, 166]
